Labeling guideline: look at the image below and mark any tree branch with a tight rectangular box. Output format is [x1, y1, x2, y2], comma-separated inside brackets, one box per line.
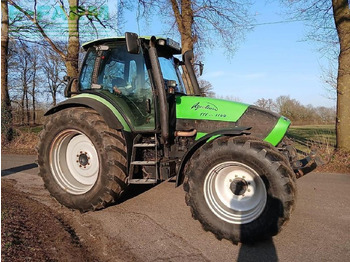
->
[8, 0, 66, 60]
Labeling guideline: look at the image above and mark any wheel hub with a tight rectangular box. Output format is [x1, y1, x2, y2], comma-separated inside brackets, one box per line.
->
[50, 130, 99, 195]
[230, 178, 248, 196]
[78, 152, 90, 168]
[204, 161, 267, 224]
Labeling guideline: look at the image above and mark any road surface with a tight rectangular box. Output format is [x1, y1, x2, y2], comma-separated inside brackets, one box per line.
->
[2, 154, 350, 261]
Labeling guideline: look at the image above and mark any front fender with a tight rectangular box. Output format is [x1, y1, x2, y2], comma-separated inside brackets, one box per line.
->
[175, 127, 251, 187]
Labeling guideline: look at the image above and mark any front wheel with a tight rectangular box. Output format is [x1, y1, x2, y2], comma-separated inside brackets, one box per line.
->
[184, 136, 296, 243]
[38, 108, 128, 211]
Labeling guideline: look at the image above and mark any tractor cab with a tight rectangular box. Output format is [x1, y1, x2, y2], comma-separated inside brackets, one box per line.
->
[66, 34, 189, 133]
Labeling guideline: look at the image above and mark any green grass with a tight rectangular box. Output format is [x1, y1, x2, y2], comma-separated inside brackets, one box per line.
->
[287, 125, 336, 146]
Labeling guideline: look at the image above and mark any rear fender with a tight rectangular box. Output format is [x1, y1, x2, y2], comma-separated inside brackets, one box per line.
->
[175, 127, 251, 187]
[45, 96, 130, 131]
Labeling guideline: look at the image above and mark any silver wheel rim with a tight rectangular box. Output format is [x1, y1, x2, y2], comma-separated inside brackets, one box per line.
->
[204, 161, 267, 224]
[50, 129, 99, 195]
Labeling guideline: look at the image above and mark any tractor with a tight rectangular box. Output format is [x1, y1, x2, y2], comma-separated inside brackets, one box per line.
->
[38, 32, 317, 243]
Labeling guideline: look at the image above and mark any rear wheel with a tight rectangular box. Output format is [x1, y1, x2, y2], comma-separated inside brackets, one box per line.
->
[38, 108, 128, 211]
[184, 136, 296, 243]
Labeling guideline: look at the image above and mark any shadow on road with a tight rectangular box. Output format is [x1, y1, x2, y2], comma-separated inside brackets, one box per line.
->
[115, 184, 155, 205]
[1, 163, 38, 177]
[237, 238, 278, 262]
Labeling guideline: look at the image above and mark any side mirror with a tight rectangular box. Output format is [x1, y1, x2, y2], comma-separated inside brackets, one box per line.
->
[125, 32, 140, 54]
[64, 77, 78, 98]
[199, 62, 204, 76]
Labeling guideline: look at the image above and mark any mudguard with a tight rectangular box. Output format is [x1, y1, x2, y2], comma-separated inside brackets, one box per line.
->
[175, 127, 251, 187]
[45, 95, 131, 131]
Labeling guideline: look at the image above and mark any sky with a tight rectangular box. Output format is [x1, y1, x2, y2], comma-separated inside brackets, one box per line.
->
[11, 1, 333, 108]
[113, 1, 336, 108]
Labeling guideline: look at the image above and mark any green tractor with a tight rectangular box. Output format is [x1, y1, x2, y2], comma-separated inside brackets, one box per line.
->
[38, 32, 317, 243]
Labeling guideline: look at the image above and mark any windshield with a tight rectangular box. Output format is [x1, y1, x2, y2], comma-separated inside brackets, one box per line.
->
[159, 57, 186, 94]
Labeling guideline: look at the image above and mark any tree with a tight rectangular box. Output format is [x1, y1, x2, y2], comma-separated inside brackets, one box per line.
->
[198, 79, 215, 97]
[135, 0, 252, 55]
[8, 40, 35, 125]
[284, 0, 350, 151]
[41, 47, 66, 106]
[332, 0, 350, 151]
[254, 98, 277, 112]
[30, 44, 40, 124]
[1, 0, 13, 142]
[8, 0, 119, 79]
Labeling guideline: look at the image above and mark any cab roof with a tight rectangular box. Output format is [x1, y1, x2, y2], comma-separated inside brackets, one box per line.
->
[82, 36, 181, 54]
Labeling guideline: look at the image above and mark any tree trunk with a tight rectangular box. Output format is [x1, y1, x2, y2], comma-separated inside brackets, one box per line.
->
[332, 0, 350, 152]
[52, 87, 57, 106]
[21, 88, 25, 125]
[1, 0, 13, 141]
[25, 88, 30, 125]
[67, 0, 80, 79]
[32, 60, 36, 125]
[170, 0, 194, 54]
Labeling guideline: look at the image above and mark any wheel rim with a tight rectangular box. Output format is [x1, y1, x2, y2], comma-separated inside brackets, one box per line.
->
[50, 129, 99, 195]
[204, 161, 267, 224]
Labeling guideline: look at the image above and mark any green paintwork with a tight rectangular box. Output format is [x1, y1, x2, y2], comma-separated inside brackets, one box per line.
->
[195, 132, 207, 140]
[70, 93, 132, 132]
[264, 117, 291, 146]
[176, 96, 249, 122]
[96, 90, 155, 131]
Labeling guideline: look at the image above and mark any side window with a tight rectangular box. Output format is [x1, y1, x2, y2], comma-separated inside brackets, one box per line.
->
[79, 49, 97, 90]
[96, 44, 155, 131]
[98, 58, 125, 93]
[159, 57, 186, 93]
[129, 60, 137, 83]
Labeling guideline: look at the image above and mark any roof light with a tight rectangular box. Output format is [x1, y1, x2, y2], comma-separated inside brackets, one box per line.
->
[166, 38, 181, 52]
[158, 39, 166, 46]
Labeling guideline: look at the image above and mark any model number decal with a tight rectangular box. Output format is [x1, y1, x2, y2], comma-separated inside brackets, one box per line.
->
[200, 112, 227, 118]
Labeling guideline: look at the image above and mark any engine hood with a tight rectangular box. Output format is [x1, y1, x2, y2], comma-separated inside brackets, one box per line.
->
[175, 96, 290, 146]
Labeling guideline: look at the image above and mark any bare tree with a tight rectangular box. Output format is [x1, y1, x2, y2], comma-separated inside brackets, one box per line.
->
[1, 0, 13, 142]
[8, 0, 120, 79]
[198, 79, 215, 97]
[41, 47, 66, 106]
[283, 0, 350, 151]
[9, 41, 34, 125]
[134, 0, 253, 55]
[254, 98, 277, 112]
[333, 0, 350, 151]
[29, 44, 42, 124]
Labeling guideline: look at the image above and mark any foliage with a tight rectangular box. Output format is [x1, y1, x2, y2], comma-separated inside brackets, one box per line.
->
[255, 95, 336, 125]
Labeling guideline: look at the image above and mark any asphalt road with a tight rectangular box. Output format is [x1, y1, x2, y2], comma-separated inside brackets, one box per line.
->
[2, 154, 350, 262]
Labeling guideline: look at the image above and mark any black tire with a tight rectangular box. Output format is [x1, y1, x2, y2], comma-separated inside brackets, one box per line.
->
[184, 136, 296, 243]
[38, 107, 128, 212]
